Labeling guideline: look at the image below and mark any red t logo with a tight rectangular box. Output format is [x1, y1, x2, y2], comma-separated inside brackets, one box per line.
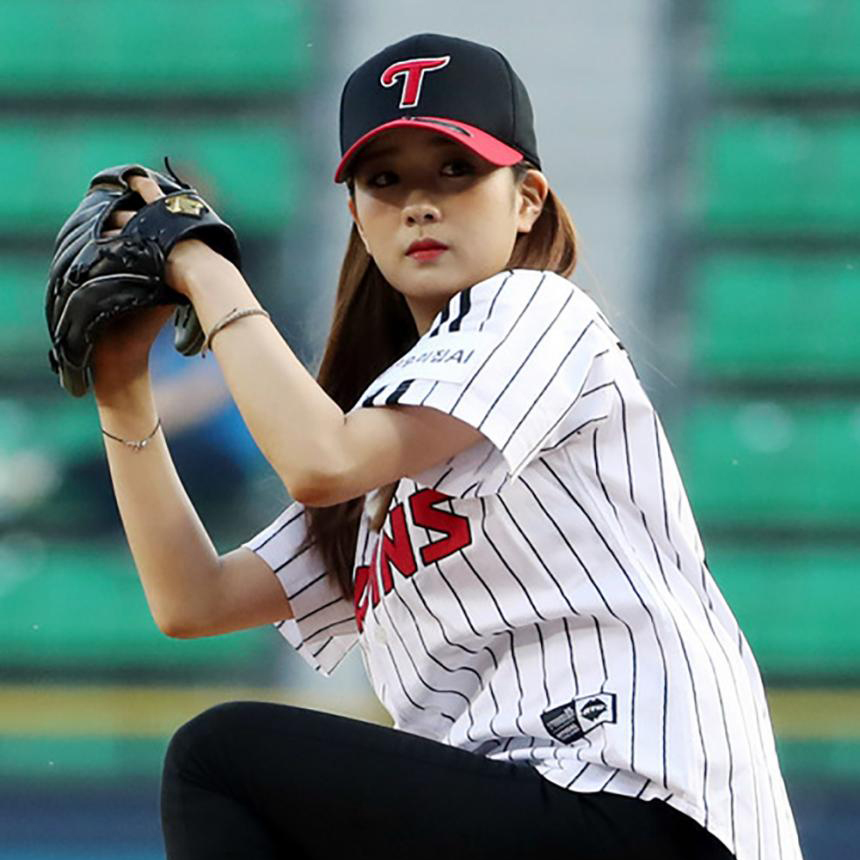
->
[380, 56, 451, 108]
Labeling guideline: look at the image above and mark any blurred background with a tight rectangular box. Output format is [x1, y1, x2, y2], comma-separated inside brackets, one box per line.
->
[0, 0, 857, 857]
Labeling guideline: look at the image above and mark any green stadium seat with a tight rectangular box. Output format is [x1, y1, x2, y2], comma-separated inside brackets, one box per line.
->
[0, 0, 315, 97]
[0, 736, 167, 783]
[0, 121, 303, 236]
[706, 542, 860, 677]
[0, 538, 272, 671]
[0, 393, 105, 463]
[690, 254, 860, 381]
[0, 393, 111, 528]
[0, 255, 51, 373]
[694, 116, 860, 236]
[712, 0, 860, 93]
[776, 740, 860, 781]
[678, 398, 860, 528]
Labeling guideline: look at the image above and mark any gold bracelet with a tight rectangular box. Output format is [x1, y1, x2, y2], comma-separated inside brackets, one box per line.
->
[101, 417, 162, 451]
[201, 307, 271, 356]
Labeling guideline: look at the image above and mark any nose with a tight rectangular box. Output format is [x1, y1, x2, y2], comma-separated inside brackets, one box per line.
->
[402, 198, 441, 226]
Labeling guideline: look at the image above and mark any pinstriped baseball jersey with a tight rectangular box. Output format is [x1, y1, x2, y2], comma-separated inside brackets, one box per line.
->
[243, 268, 803, 860]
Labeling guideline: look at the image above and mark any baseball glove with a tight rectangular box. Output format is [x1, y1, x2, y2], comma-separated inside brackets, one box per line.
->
[46, 157, 242, 397]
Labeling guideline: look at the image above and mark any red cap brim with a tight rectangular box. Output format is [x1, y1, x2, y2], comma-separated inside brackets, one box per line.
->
[334, 116, 523, 183]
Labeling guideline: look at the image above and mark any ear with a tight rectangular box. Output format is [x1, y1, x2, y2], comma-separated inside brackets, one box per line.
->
[515, 169, 549, 234]
[348, 196, 372, 255]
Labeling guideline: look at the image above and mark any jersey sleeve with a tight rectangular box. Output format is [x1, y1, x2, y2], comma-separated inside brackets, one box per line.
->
[241, 501, 357, 676]
[354, 269, 617, 496]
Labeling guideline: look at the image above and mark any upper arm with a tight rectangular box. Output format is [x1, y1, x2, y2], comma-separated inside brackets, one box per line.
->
[294, 404, 485, 507]
[296, 272, 615, 507]
[171, 546, 293, 638]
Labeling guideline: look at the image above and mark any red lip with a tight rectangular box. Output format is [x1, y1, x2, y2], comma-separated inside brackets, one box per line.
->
[407, 239, 449, 255]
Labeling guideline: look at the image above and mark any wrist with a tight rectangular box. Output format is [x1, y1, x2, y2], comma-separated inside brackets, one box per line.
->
[166, 239, 235, 298]
[93, 365, 154, 410]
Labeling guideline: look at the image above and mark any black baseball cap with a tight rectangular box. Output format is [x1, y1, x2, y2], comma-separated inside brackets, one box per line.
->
[335, 33, 541, 183]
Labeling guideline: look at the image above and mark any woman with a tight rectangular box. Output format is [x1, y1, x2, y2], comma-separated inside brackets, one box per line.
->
[93, 33, 802, 860]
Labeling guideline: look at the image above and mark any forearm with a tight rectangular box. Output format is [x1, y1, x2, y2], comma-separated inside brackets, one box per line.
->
[180, 252, 347, 502]
[95, 370, 222, 636]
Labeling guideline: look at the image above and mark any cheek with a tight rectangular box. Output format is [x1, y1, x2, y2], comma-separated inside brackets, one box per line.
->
[470, 189, 520, 253]
[354, 196, 394, 250]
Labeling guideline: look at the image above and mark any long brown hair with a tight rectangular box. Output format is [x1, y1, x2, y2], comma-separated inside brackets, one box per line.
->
[300, 162, 578, 601]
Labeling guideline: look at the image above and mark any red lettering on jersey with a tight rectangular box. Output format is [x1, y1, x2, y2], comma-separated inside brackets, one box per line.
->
[368, 541, 381, 607]
[380, 56, 450, 108]
[354, 564, 371, 633]
[409, 488, 472, 564]
[352, 487, 471, 632]
[378, 502, 417, 593]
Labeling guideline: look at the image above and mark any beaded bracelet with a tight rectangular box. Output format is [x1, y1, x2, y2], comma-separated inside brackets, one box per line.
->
[201, 307, 271, 356]
[101, 417, 163, 451]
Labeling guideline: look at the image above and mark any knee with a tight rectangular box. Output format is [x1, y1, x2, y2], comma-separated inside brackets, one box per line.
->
[163, 700, 258, 777]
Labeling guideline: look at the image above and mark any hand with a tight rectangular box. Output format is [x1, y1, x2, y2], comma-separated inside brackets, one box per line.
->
[104, 170, 226, 298]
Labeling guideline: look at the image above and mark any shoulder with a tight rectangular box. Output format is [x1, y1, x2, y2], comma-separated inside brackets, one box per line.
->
[429, 268, 609, 338]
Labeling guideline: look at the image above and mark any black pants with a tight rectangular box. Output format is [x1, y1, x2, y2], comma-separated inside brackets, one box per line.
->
[160, 701, 735, 860]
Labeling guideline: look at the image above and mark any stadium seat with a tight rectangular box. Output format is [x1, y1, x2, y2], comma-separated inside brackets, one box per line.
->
[0, 121, 303, 236]
[712, 0, 860, 93]
[706, 542, 860, 678]
[689, 254, 860, 381]
[0, 393, 105, 464]
[677, 398, 860, 528]
[0, 537, 272, 671]
[694, 116, 860, 236]
[0, 735, 167, 783]
[0, 0, 316, 96]
[0, 255, 50, 374]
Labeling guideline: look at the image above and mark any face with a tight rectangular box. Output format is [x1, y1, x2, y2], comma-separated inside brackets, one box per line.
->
[347, 127, 547, 334]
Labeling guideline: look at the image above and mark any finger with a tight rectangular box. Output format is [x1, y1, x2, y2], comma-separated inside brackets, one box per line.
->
[104, 210, 136, 230]
[129, 174, 165, 204]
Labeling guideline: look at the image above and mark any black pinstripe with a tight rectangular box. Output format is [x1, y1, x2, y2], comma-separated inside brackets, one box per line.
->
[451, 273, 547, 414]
[519, 474, 621, 773]
[477, 497, 547, 621]
[476, 285, 575, 432]
[387, 583, 482, 744]
[248, 506, 304, 553]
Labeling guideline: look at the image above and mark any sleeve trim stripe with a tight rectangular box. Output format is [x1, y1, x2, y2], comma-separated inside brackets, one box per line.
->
[386, 378, 414, 404]
[427, 303, 451, 337]
[361, 384, 387, 408]
[448, 284, 472, 331]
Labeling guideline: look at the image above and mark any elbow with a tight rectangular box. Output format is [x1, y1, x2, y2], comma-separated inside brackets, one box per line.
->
[289, 470, 340, 508]
[274, 432, 359, 507]
[157, 615, 201, 639]
[283, 460, 350, 508]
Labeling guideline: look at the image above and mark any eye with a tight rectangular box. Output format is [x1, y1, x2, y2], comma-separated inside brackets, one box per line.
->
[366, 170, 397, 188]
[441, 158, 475, 177]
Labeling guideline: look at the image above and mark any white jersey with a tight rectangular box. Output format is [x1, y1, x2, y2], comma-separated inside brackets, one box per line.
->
[243, 268, 803, 860]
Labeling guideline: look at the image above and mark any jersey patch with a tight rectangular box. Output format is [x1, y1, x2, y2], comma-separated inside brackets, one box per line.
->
[540, 692, 617, 743]
[374, 330, 496, 386]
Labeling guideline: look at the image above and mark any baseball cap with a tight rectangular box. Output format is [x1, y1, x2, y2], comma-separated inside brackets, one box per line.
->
[334, 33, 541, 183]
